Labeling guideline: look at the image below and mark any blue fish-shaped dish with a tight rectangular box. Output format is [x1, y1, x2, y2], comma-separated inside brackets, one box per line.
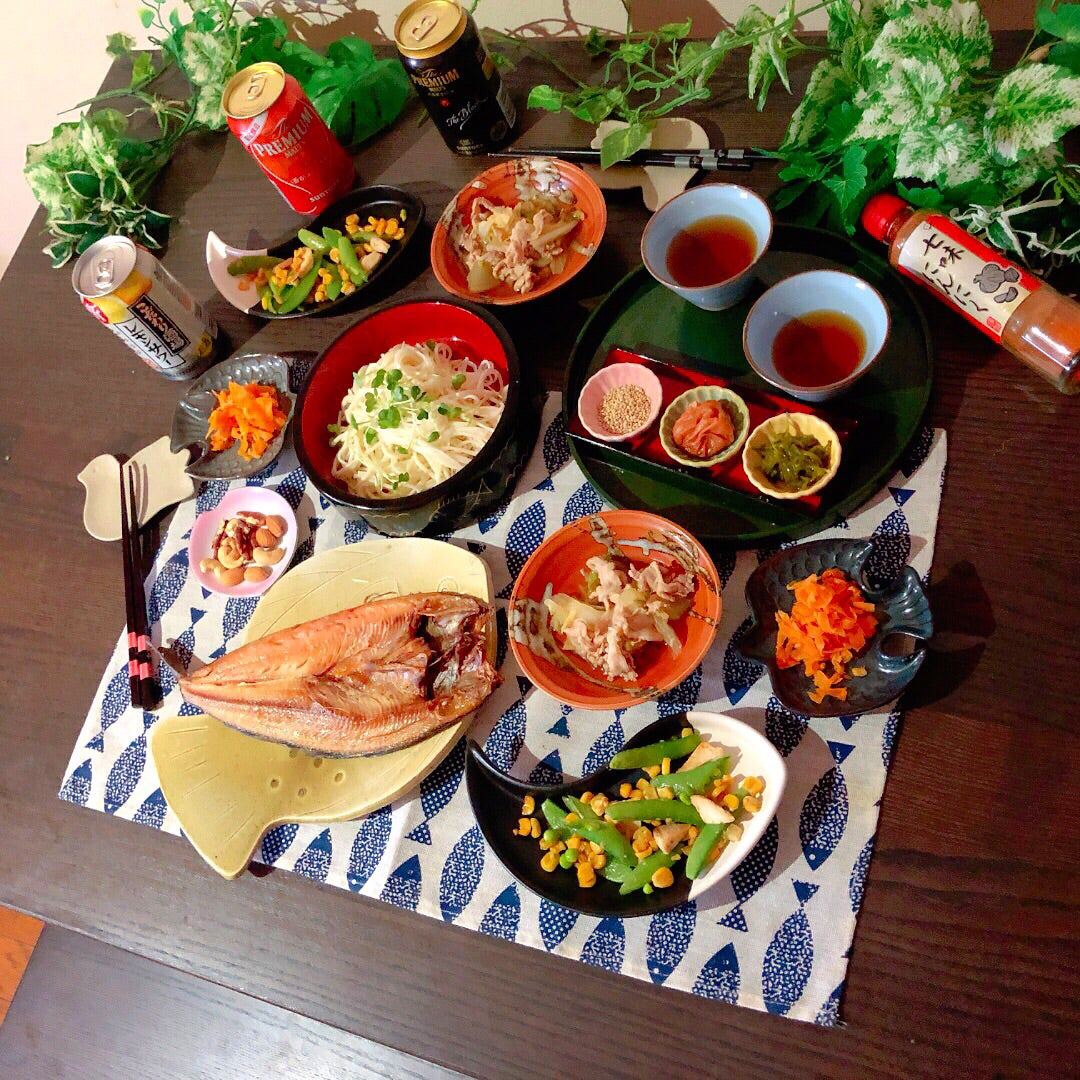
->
[738, 538, 932, 718]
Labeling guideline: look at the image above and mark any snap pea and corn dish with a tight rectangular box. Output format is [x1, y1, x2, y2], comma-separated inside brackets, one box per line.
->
[228, 211, 409, 314]
[514, 727, 765, 895]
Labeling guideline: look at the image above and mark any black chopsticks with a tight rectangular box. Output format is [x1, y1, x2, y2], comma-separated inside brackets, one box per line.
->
[487, 146, 770, 171]
[119, 460, 155, 709]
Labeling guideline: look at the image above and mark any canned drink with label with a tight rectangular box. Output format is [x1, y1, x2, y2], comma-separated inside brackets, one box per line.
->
[395, 0, 516, 155]
[223, 62, 355, 215]
[72, 237, 219, 380]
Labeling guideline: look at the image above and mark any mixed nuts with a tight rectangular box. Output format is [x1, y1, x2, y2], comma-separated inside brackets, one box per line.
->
[200, 510, 287, 587]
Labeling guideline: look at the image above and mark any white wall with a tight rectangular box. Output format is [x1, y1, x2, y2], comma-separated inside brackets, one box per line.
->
[1, 0, 1028, 277]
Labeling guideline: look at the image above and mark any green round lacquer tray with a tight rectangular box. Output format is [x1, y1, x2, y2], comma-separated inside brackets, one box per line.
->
[563, 224, 933, 547]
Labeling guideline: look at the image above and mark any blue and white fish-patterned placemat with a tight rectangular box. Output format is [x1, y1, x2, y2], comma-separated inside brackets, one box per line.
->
[61, 395, 947, 1025]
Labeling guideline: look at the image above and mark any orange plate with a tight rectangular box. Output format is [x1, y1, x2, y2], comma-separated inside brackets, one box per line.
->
[508, 510, 722, 709]
[430, 157, 608, 306]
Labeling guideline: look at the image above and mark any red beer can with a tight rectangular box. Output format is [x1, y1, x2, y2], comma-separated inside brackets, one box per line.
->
[222, 62, 355, 215]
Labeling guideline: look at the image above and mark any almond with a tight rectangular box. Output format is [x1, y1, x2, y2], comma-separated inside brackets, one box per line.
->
[265, 515, 287, 538]
[244, 565, 271, 582]
[254, 526, 277, 549]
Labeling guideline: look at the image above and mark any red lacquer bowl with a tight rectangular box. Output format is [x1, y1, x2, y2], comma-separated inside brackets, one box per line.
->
[294, 297, 532, 536]
[509, 510, 723, 709]
[430, 158, 608, 306]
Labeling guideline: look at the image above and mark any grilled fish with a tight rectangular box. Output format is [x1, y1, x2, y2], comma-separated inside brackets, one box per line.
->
[179, 592, 498, 757]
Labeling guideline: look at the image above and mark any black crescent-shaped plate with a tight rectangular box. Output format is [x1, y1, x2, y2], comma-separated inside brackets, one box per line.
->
[467, 714, 696, 918]
[253, 185, 425, 320]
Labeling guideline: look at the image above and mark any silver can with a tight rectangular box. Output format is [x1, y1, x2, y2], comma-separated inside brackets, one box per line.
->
[72, 236, 219, 380]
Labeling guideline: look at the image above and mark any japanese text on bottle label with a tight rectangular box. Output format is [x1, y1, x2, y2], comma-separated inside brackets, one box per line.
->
[897, 215, 1038, 340]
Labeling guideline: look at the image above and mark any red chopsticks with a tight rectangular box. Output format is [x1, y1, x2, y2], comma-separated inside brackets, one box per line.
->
[119, 460, 155, 709]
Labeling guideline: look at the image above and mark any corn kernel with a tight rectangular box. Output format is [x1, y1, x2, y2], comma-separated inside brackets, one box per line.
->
[367, 216, 377, 226]
[645, 764, 661, 779]
[658, 786, 674, 800]
[661, 757, 671, 775]
[540, 851, 559, 873]
[633, 826, 651, 843]
[521, 794, 535, 816]
[590, 852, 606, 869]
[566, 835, 581, 850]
[636, 778, 650, 792]
[400, 208, 407, 220]
[346, 223, 359, 235]
[587, 841, 601, 855]
[630, 790, 643, 800]
[742, 795, 762, 814]
[743, 776, 765, 795]
[342, 281, 356, 294]
[722, 794, 740, 811]
[551, 840, 565, 853]
[564, 813, 579, 824]
[590, 794, 609, 816]
[576, 863, 596, 888]
[687, 825, 700, 842]
[516, 817, 531, 836]
[530, 818, 542, 838]
[644, 783, 658, 800]
[619, 782, 632, 798]
[681, 727, 693, 737]
[385, 219, 399, 237]
[375, 220, 386, 236]
[725, 823, 743, 843]
[651, 866, 675, 889]
[538, 839, 551, 851]
[346, 213, 359, 224]
[329, 248, 341, 263]
[580, 792, 594, 805]
[339, 266, 349, 281]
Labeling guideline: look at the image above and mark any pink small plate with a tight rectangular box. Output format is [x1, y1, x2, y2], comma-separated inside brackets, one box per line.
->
[578, 363, 663, 442]
[188, 487, 298, 597]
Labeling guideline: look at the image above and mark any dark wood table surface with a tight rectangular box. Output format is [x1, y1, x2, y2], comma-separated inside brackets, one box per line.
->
[0, 37, 1076, 1079]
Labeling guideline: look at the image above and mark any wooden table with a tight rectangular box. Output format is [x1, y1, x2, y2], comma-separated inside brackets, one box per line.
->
[0, 39, 1076, 1078]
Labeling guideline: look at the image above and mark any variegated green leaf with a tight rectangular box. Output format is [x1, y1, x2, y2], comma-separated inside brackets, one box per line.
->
[894, 118, 985, 188]
[864, 0, 991, 74]
[782, 60, 853, 149]
[984, 63, 1080, 162]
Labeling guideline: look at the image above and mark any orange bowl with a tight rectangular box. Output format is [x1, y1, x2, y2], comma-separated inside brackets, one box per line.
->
[430, 157, 607, 306]
[508, 510, 722, 709]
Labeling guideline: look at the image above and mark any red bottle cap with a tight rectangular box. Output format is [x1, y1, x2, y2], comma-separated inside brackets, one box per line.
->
[860, 194, 910, 240]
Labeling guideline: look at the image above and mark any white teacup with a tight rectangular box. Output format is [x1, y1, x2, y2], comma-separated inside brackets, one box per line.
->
[641, 185, 772, 311]
[742, 270, 890, 402]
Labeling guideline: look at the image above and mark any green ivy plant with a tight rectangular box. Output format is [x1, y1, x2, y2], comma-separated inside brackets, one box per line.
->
[25, 1, 409, 268]
[496, 0, 1080, 269]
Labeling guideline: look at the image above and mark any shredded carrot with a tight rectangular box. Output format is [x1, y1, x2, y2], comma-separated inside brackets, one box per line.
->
[206, 381, 286, 461]
[774, 568, 879, 704]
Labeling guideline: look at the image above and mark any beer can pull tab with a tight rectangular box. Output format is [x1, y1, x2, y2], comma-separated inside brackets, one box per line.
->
[246, 72, 266, 101]
[94, 253, 115, 290]
[411, 13, 439, 41]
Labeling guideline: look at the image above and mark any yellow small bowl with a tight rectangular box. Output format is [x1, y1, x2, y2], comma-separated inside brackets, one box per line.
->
[742, 412, 841, 499]
[659, 386, 750, 468]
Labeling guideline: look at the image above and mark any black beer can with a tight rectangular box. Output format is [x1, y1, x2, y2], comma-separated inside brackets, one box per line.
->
[394, 0, 516, 155]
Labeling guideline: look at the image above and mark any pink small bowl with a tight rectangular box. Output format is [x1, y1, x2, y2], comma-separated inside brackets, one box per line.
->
[188, 487, 298, 597]
[578, 363, 663, 442]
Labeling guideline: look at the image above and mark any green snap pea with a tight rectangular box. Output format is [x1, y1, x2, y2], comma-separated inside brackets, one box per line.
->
[337, 235, 368, 286]
[325, 277, 343, 301]
[654, 758, 730, 798]
[686, 823, 725, 880]
[227, 254, 282, 275]
[298, 228, 331, 254]
[562, 795, 600, 822]
[540, 799, 568, 831]
[275, 255, 323, 314]
[599, 859, 634, 884]
[321, 226, 344, 246]
[609, 733, 701, 770]
[605, 799, 705, 825]
[618, 851, 673, 895]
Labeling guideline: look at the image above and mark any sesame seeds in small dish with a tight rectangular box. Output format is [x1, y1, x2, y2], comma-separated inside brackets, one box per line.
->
[578, 363, 663, 443]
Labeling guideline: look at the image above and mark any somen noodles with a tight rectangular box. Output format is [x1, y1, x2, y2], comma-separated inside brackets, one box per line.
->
[329, 341, 506, 499]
